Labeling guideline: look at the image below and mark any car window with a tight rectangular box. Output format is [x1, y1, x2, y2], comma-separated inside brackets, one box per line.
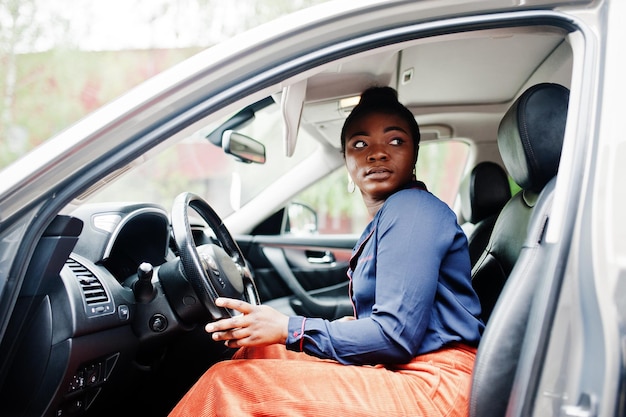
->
[86, 100, 319, 218]
[289, 140, 470, 235]
[416, 141, 470, 206]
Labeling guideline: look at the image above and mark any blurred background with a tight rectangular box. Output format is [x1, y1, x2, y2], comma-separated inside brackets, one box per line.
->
[0, 0, 329, 169]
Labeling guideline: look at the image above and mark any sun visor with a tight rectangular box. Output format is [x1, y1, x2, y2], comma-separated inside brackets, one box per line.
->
[280, 79, 307, 157]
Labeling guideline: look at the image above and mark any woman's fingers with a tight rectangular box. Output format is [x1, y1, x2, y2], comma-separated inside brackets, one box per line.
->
[204, 301, 290, 347]
[204, 298, 252, 333]
[215, 297, 254, 313]
[205, 314, 245, 334]
[211, 326, 249, 342]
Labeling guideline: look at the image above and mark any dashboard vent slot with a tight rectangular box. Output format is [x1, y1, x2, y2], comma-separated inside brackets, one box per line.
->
[66, 258, 109, 305]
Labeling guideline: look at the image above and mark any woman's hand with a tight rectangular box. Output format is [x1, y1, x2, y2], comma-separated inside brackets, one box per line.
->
[205, 297, 289, 348]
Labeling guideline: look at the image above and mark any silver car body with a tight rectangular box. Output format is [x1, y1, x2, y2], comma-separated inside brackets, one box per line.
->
[0, 0, 624, 416]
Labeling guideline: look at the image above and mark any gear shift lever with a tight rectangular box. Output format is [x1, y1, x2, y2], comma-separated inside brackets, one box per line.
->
[133, 262, 155, 303]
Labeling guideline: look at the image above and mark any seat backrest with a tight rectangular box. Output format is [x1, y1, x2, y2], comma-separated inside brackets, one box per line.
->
[471, 82, 569, 323]
[459, 161, 511, 266]
[469, 82, 569, 417]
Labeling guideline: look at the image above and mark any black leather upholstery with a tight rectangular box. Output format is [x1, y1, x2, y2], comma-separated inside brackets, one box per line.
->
[497, 83, 568, 193]
[471, 82, 569, 322]
[459, 162, 511, 265]
[469, 83, 569, 417]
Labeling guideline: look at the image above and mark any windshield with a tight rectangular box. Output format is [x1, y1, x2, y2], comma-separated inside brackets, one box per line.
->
[87, 99, 319, 217]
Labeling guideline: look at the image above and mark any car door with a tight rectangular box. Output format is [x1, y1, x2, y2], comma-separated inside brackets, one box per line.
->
[236, 168, 363, 320]
[240, 229, 356, 320]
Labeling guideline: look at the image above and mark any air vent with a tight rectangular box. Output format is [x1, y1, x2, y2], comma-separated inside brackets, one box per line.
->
[66, 258, 113, 317]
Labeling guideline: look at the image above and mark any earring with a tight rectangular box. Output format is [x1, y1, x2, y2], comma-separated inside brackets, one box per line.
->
[347, 178, 355, 193]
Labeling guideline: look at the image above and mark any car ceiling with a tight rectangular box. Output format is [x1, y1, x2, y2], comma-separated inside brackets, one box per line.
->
[300, 25, 572, 150]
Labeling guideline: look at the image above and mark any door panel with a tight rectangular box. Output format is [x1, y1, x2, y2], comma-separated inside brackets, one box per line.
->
[237, 234, 356, 320]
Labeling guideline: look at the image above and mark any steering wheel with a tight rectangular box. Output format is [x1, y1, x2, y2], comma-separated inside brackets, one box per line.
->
[171, 192, 260, 320]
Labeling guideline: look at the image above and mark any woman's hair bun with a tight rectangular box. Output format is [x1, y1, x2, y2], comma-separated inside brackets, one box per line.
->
[359, 86, 399, 106]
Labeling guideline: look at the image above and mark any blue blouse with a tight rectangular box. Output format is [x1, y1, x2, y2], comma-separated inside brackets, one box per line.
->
[285, 183, 484, 365]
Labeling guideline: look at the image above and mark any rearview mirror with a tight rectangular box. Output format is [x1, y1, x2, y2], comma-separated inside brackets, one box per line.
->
[222, 130, 266, 164]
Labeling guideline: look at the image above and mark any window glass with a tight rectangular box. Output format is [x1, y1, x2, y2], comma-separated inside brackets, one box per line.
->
[416, 140, 470, 205]
[87, 100, 318, 218]
[290, 140, 470, 235]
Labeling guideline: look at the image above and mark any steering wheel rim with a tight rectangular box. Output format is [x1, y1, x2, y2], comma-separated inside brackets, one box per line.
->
[171, 192, 260, 320]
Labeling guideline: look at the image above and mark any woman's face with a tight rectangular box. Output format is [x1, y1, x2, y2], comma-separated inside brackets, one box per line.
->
[344, 112, 416, 204]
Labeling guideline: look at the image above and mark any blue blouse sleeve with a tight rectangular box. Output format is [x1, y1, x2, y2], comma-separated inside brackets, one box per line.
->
[285, 189, 472, 365]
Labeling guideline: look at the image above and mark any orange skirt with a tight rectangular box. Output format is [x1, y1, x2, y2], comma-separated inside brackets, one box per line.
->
[168, 343, 476, 417]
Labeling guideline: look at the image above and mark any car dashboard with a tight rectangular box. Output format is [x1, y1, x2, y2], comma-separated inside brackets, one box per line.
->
[72, 203, 174, 281]
[0, 202, 220, 417]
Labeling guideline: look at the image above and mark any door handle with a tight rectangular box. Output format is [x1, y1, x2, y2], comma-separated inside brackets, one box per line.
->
[306, 250, 335, 264]
[560, 393, 597, 417]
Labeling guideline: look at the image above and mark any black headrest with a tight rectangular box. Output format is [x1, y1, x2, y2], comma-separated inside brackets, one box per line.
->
[497, 83, 569, 193]
[460, 162, 511, 224]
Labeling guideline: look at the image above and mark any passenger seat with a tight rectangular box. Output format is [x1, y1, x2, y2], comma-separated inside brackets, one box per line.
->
[459, 161, 511, 266]
[469, 82, 569, 417]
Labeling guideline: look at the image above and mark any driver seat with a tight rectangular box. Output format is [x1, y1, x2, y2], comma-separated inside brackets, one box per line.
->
[468, 83, 569, 417]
